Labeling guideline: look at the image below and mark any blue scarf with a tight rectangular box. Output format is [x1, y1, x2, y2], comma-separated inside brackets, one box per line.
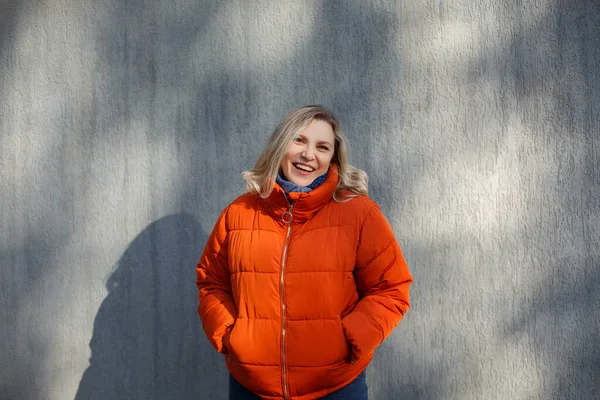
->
[276, 169, 329, 193]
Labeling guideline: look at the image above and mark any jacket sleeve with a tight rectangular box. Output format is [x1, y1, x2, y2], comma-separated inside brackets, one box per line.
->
[342, 205, 413, 361]
[196, 207, 238, 354]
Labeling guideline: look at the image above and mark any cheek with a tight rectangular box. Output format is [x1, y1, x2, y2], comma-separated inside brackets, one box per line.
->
[283, 147, 300, 162]
[281, 151, 294, 165]
[320, 153, 334, 165]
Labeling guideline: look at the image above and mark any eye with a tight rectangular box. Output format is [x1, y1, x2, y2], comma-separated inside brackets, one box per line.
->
[318, 145, 330, 151]
[293, 137, 304, 144]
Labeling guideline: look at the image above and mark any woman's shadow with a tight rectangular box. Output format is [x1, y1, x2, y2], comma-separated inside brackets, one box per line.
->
[75, 214, 228, 400]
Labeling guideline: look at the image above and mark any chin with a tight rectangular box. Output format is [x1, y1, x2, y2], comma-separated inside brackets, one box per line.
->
[298, 179, 313, 186]
[289, 178, 310, 186]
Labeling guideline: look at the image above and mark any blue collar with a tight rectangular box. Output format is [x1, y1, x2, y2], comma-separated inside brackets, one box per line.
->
[276, 169, 329, 193]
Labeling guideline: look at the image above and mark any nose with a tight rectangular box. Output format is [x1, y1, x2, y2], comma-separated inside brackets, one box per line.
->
[301, 145, 315, 160]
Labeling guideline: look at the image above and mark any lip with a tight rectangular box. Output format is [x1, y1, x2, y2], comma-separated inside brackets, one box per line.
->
[292, 162, 316, 176]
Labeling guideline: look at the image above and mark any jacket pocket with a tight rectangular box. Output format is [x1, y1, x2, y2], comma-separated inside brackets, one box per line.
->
[339, 319, 354, 363]
[223, 322, 237, 362]
[341, 317, 358, 363]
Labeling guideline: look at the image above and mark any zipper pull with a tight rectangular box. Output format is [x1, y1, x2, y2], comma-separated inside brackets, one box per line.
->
[282, 211, 293, 224]
[282, 203, 293, 224]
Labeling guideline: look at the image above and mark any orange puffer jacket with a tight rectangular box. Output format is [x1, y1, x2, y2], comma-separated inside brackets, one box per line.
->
[196, 165, 412, 399]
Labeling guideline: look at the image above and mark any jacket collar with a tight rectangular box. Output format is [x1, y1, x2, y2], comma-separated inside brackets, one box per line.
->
[264, 164, 339, 224]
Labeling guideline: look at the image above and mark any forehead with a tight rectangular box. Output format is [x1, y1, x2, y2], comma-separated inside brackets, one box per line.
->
[299, 119, 335, 143]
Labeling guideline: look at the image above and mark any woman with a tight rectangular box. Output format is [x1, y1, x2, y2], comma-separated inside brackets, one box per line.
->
[196, 105, 412, 399]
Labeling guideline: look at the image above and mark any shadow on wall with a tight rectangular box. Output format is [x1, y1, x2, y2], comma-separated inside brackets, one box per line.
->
[496, 1, 600, 397]
[369, 337, 448, 400]
[503, 256, 600, 399]
[0, 1, 22, 82]
[75, 214, 227, 400]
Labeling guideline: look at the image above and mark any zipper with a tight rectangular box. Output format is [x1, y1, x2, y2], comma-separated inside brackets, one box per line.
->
[280, 196, 294, 400]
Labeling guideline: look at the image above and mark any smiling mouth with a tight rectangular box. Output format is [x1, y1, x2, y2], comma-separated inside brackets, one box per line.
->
[293, 162, 315, 173]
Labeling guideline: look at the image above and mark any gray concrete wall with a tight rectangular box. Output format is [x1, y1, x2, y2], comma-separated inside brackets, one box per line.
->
[1, 1, 598, 399]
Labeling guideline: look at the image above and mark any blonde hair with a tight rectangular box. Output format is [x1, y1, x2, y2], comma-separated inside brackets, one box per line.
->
[242, 105, 368, 201]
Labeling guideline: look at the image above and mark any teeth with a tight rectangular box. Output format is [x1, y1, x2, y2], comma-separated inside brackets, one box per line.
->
[294, 163, 314, 172]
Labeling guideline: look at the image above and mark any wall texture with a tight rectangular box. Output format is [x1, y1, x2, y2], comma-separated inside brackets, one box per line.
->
[1, 1, 599, 399]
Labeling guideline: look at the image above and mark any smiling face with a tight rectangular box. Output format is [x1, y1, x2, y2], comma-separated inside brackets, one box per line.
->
[280, 119, 336, 187]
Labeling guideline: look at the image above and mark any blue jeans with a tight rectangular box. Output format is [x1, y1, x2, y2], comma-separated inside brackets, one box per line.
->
[229, 370, 368, 399]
